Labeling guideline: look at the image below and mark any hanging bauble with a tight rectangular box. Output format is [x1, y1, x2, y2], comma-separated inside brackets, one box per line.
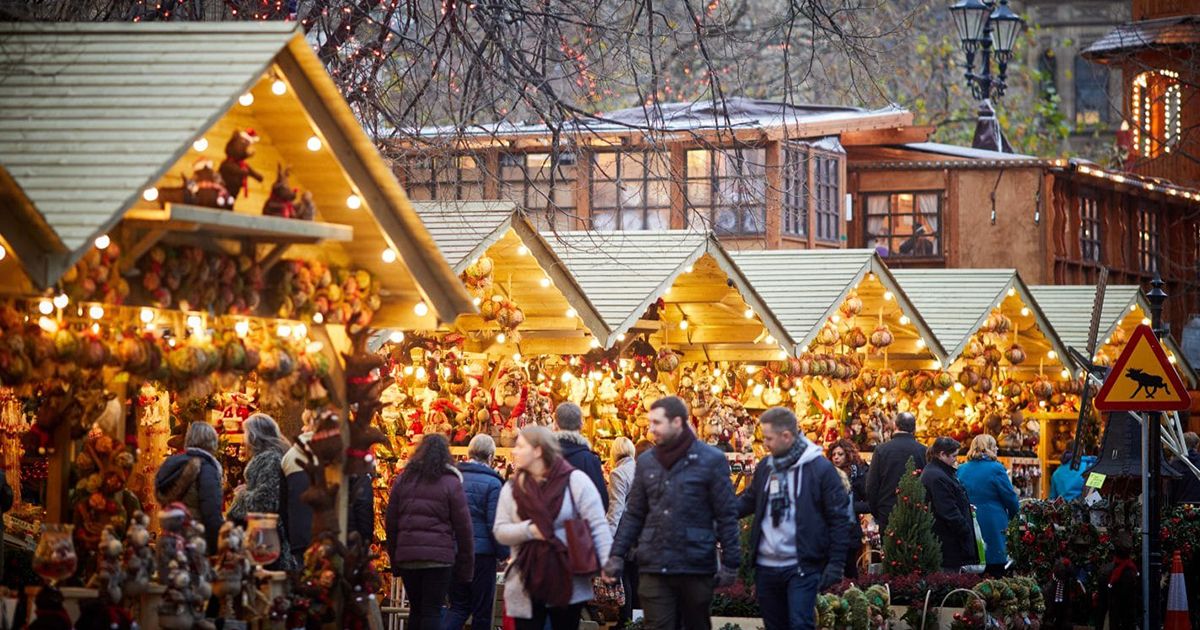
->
[1005, 343, 1027, 365]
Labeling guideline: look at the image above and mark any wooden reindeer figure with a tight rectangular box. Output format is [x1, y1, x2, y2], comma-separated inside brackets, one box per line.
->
[296, 440, 340, 538]
[219, 128, 263, 203]
[262, 163, 299, 219]
[343, 325, 388, 475]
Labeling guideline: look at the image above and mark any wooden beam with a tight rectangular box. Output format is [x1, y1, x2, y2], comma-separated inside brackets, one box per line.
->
[259, 243, 291, 272]
[120, 228, 168, 272]
[839, 126, 935, 146]
[124, 203, 354, 243]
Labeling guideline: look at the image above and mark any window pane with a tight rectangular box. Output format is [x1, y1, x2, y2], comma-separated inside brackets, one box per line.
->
[867, 196, 890, 216]
[715, 207, 738, 233]
[592, 209, 617, 231]
[646, 180, 670, 209]
[646, 208, 670, 230]
[594, 181, 618, 209]
[621, 209, 645, 231]
[687, 180, 711, 206]
[863, 192, 941, 258]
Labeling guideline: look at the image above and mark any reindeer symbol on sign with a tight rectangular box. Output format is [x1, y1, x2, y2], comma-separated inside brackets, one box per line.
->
[1127, 368, 1167, 399]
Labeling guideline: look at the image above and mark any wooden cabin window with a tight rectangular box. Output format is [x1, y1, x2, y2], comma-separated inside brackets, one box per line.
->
[589, 150, 671, 231]
[685, 147, 767, 235]
[1079, 195, 1101, 262]
[499, 152, 577, 229]
[1074, 56, 1111, 126]
[402, 154, 487, 201]
[863, 192, 941, 258]
[813, 154, 840, 242]
[1132, 70, 1182, 157]
[1136, 205, 1160, 274]
[782, 143, 808, 237]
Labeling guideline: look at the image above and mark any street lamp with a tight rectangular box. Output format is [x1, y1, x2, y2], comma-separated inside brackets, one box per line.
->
[949, 0, 1025, 151]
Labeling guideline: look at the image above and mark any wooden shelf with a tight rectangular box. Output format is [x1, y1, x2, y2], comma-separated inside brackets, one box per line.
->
[124, 203, 354, 244]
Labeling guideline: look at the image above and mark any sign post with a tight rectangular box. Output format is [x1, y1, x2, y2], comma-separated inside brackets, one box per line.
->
[1093, 276, 1186, 630]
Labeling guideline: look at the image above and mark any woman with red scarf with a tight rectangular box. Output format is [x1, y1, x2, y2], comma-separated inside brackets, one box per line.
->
[494, 425, 612, 630]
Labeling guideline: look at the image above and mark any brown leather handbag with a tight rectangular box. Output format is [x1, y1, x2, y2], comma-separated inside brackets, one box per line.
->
[564, 484, 600, 574]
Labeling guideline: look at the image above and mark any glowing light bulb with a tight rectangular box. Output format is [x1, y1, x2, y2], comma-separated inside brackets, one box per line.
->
[678, 318, 689, 330]
[38, 300, 53, 316]
[753, 384, 764, 397]
[589, 338, 600, 349]
[389, 331, 405, 343]
[1169, 355, 1178, 364]
[617, 333, 626, 342]
[1130, 304, 1138, 312]
[403, 365, 414, 376]
[382, 249, 397, 263]
[293, 323, 307, 339]
[277, 323, 292, 338]
[565, 307, 577, 318]
[1047, 351, 1057, 360]
[765, 335, 776, 345]
[88, 304, 104, 320]
[239, 92, 254, 106]
[915, 338, 925, 349]
[746, 365, 758, 375]
[684, 264, 694, 273]
[37, 316, 57, 333]
[235, 320, 250, 337]
[186, 314, 203, 331]
[414, 301, 429, 317]
[272, 79, 287, 95]
[561, 372, 573, 383]
[496, 332, 507, 344]
[1060, 369, 1070, 379]
[1142, 317, 1152, 326]
[1020, 307, 1030, 317]
[540, 276, 551, 288]
[53, 294, 68, 309]
[899, 315, 910, 325]
[517, 245, 529, 256]
[346, 194, 362, 210]
[472, 297, 482, 307]
[954, 383, 964, 392]
[307, 136, 322, 151]
[1007, 287, 1016, 297]
[142, 187, 159, 202]
[0, 245, 6, 261]
[139, 308, 154, 323]
[193, 137, 209, 152]
[883, 291, 894, 301]
[306, 341, 324, 354]
[313, 312, 324, 324]
[416, 366, 427, 380]
[932, 359, 942, 369]
[743, 308, 754, 319]
[94, 234, 111, 250]
[513, 352, 522, 362]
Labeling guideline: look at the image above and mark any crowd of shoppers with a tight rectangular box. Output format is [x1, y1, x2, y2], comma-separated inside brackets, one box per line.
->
[153, 397, 1039, 630]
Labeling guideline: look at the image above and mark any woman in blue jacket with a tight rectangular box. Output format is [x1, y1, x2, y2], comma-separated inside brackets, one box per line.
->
[957, 434, 1020, 577]
[444, 434, 507, 630]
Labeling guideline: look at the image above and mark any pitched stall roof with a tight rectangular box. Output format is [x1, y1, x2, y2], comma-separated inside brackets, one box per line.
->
[729, 249, 945, 368]
[0, 22, 472, 326]
[890, 269, 1071, 375]
[1083, 15, 1200, 59]
[412, 202, 606, 354]
[541, 230, 789, 359]
[1029, 284, 1198, 387]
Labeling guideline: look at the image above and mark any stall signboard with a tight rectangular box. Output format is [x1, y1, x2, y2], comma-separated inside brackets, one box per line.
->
[1094, 324, 1189, 412]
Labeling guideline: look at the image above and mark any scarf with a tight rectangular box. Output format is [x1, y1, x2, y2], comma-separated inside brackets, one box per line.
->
[512, 458, 576, 607]
[653, 422, 696, 470]
[768, 438, 807, 527]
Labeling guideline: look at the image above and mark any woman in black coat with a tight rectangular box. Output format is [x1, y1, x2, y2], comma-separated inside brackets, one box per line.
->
[831, 439, 869, 576]
[920, 437, 976, 570]
[155, 421, 224, 551]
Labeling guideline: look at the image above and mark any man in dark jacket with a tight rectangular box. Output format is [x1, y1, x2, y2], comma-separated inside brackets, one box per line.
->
[603, 396, 740, 630]
[555, 402, 609, 511]
[444, 434, 507, 630]
[737, 408, 849, 630]
[1171, 432, 1200, 504]
[921, 437, 976, 570]
[865, 412, 927, 530]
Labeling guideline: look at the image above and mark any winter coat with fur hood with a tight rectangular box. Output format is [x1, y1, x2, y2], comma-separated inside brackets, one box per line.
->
[156, 447, 224, 551]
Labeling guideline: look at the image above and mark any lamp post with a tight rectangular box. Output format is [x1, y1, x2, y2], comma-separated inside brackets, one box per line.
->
[1143, 274, 1167, 630]
[948, 0, 1025, 152]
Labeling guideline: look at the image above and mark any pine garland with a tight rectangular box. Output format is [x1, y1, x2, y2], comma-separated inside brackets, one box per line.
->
[882, 459, 942, 575]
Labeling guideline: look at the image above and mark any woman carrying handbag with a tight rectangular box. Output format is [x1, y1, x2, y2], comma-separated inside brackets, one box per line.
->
[494, 425, 613, 630]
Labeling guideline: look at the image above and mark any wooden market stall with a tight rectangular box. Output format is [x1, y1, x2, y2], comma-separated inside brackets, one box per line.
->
[730, 249, 948, 448]
[891, 269, 1075, 498]
[0, 22, 472, 626]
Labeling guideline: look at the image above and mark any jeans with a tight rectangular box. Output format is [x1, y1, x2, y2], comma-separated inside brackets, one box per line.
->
[638, 573, 714, 630]
[398, 566, 453, 630]
[618, 561, 640, 629]
[755, 564, 821, 630]
[443, 555, 497, 630]
[514, 601, 583, 630]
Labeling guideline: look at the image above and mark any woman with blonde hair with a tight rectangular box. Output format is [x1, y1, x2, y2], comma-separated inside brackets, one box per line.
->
[606, 437, 638, 629]
[227, 413, 298, 571]
[494, 425, 612, 630]
[956, 433, 1020, 576]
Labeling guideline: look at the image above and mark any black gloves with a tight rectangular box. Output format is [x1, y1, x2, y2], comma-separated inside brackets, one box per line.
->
[819, 563, 845, 590]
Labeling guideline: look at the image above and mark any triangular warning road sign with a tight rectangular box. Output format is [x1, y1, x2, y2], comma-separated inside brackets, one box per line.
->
[1095, 324, 1190, 412]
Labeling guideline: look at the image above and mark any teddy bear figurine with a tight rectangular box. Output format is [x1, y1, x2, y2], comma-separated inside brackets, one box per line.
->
[121, 511, 154, 597]
[219, 128, 263, 204]
[213, 521, 253, 620]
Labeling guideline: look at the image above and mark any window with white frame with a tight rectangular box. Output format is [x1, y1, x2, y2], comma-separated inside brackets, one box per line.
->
[499, 152, 577, 229]
[864, 192, 942, 257]
[1080, 195, 1101, 262]
[782, 143, 808, 237]
[1136, 205, 1160, 274]
[813, 154, 840, 242]
[402, 153, 487, 201]
[589, 150, 671, 231]
[685, 147, 766, 235]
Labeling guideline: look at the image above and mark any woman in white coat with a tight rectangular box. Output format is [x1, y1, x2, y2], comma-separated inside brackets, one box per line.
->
[494, 425, 612, 630]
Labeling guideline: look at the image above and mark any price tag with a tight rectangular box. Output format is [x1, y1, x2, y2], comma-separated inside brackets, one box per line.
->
[1086, 472, 1107, 489]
